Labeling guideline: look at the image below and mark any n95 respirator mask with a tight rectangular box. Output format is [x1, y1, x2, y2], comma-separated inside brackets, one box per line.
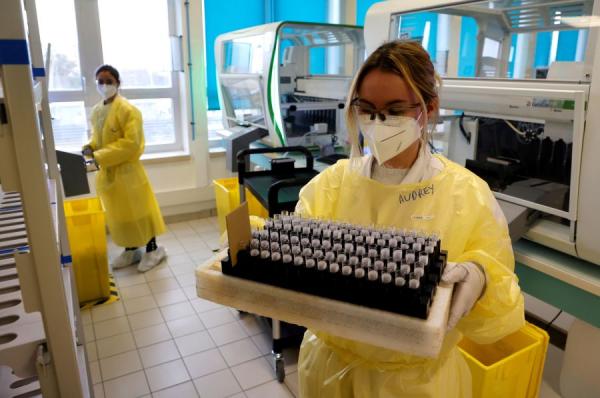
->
[358, 114, 422, 165]
[96, 84, 118, 100]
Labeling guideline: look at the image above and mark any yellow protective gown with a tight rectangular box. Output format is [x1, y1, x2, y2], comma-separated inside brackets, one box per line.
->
[88, 95, 165, 248]
[296, 155, 525, 398]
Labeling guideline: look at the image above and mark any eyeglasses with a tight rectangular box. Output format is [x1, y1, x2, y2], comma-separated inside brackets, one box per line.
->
[96, 79, 116, 85]
[351, 98, 420, 125]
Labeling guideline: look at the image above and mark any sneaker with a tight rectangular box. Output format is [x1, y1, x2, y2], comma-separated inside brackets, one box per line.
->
[112, 249, 142, 270]
[137, 246, 167, 273]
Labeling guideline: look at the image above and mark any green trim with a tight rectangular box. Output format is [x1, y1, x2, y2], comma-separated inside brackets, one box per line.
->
[267, 24, 286, 146]
[266, 21, 363, 147]
[515, 263, 600, 329]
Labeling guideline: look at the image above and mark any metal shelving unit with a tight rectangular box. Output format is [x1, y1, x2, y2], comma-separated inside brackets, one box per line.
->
[0, 0, 91, 397]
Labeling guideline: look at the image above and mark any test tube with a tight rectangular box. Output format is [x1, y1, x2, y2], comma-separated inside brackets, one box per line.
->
[361, 257, 372, 269]
[392, 249, 403, 262]
[412, 243, 422, 252]
[332, 240, 343, 253]
[336, 253, 347, 264]
[260, 240, 270, 250]
[260, 250, 270, 259]
[283, 223, 292, 233]
[312, 228, 321, 238]
[250, 249, 260, 257]
[294, 256, 304, 266]
[419, 252, 429, 266]
[368, 248, 378, 259]
[374, 260, 385, 271]
[322, 239, 332, 251]
[425, 245, 434, 254]
[280, 234, 290, 244]
[302, 247, 313, 258]
[313, 249, 324, 259]
[293, 225, 302, 234]
[355, 245, 366, 257]
[305, 258, 316, 268]
[381, 272, 392, 285]
[367, 270, 379, 282]
[274, 221, 283, 230]
[388, 238, 398, 249]
[317, 260, 328, 271]
[250, 239, 260, 249]
[270, 231, 279, 242]
[409, 277, 420, 290]
[349, 256, 359, 267]
[311, 239, 321, 249]
[282, 254, 293, 263]
[291, 245, 302, 256]
[380, 248, 390, 260]
[400, 262, 411, 276]
[386, 262, 397, 273]
[270, 242, 280, 252]
[355, 235, 364, 245]
[272, 252, 282, 262]
[344, 243, 354, 255]
[377, 238, 386, 247]
[324, 251, 336, 262]
[395, 276, 406, 287]
[405, 249, 416, 264]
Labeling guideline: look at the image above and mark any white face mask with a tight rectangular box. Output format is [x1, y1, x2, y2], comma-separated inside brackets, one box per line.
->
[358, 114, 422, 165]
[96, 84, 118, 100]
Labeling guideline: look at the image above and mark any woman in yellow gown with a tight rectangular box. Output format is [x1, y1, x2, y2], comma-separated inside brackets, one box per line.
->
[83, 65, 166, 272]
[296, 41, 525, 397]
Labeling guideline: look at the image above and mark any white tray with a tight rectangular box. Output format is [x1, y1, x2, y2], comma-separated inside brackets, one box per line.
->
[195, 251, 452, 358]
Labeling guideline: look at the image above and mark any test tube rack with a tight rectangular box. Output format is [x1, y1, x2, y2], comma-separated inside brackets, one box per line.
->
[220, 215, 447, 319]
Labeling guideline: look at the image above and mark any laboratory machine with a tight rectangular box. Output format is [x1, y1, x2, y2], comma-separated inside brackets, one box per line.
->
[215, 22, 365, 157]
[365, 0, 600, 265]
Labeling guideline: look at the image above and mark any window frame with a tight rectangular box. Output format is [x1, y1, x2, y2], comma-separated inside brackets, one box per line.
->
[39, 0, 186, 155]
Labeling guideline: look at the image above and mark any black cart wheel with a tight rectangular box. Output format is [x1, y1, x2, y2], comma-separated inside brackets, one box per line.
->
[276, 357, 285, 382]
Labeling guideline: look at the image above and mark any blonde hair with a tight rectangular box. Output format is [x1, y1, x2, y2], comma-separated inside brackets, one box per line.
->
[345, 40, 442, 157]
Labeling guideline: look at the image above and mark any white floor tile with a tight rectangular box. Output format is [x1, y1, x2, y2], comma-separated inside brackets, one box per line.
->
[165, 253, 193, 267]
[154, 289, 188, 307]
[218, 338, 262, 366]
[82, 309, 92, 325]
[192, 368, 242, 398]
[90, 360, 101, 384]
[133, 323, 172, 348]
[139, 340, 181, 368]
[123, 295, 158, 315]
[120, 283, 152, 300]
[145, 359, 190, 392]
[237, 315, 267, 336]
[182, 285, 198, 300]
[116, 273, 147, 288]
[208, 322, 248, 346]
[227, 393, 247, 398]
[198, 308, 237, 329]
[190, 298, 223, 314]
[183, 348, 228, 379]
[188, 249, 215, 263]
[93, 383, 104, 398]
[230, 357, 275, 390]
[245, 380, 294, 398]
[169, 263, 195, 276]
[174, 330, 215, 357]
[92, 301, 126, 323]
[99, 350, 142, 381]
[285, 371, 299, 397]
[94, 316, 131, 340]
[149, 277, 181, 293]
[127, 308, 165, 330]
[112, 265, 139, 278]
[144, 267, 174, 282]
[251, 333, 272, 356]
[103, 370, 150, 398]
[96, 332, 136, 359]
[167, 314, 205, 337]
[86, 342, 98, 361]
[84, 323, 95, 342]
[175, 272, 196, 287]
[161, 301, 196, 321]
[153, 381, 199, 398]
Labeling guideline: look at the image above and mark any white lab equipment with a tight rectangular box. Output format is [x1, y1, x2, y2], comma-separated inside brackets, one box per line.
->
[365, 0, 600, 265]
[215, 22, 364, 150]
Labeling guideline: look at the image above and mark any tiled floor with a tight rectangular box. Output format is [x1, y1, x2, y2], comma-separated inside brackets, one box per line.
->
[85, 216, 566, 398]
[84, 217, 297, 398]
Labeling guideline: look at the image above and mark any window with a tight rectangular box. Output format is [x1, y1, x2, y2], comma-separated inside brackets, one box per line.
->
[37, 0, 184, 154]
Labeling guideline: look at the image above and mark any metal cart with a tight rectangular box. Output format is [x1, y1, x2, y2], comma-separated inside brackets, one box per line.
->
[236, 146, 319, 382]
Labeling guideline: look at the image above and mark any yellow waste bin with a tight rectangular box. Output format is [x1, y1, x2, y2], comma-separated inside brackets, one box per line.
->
[64, 197, 110, 304]
[213, 177, 269, 234]
[458, 322, 549, 398]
